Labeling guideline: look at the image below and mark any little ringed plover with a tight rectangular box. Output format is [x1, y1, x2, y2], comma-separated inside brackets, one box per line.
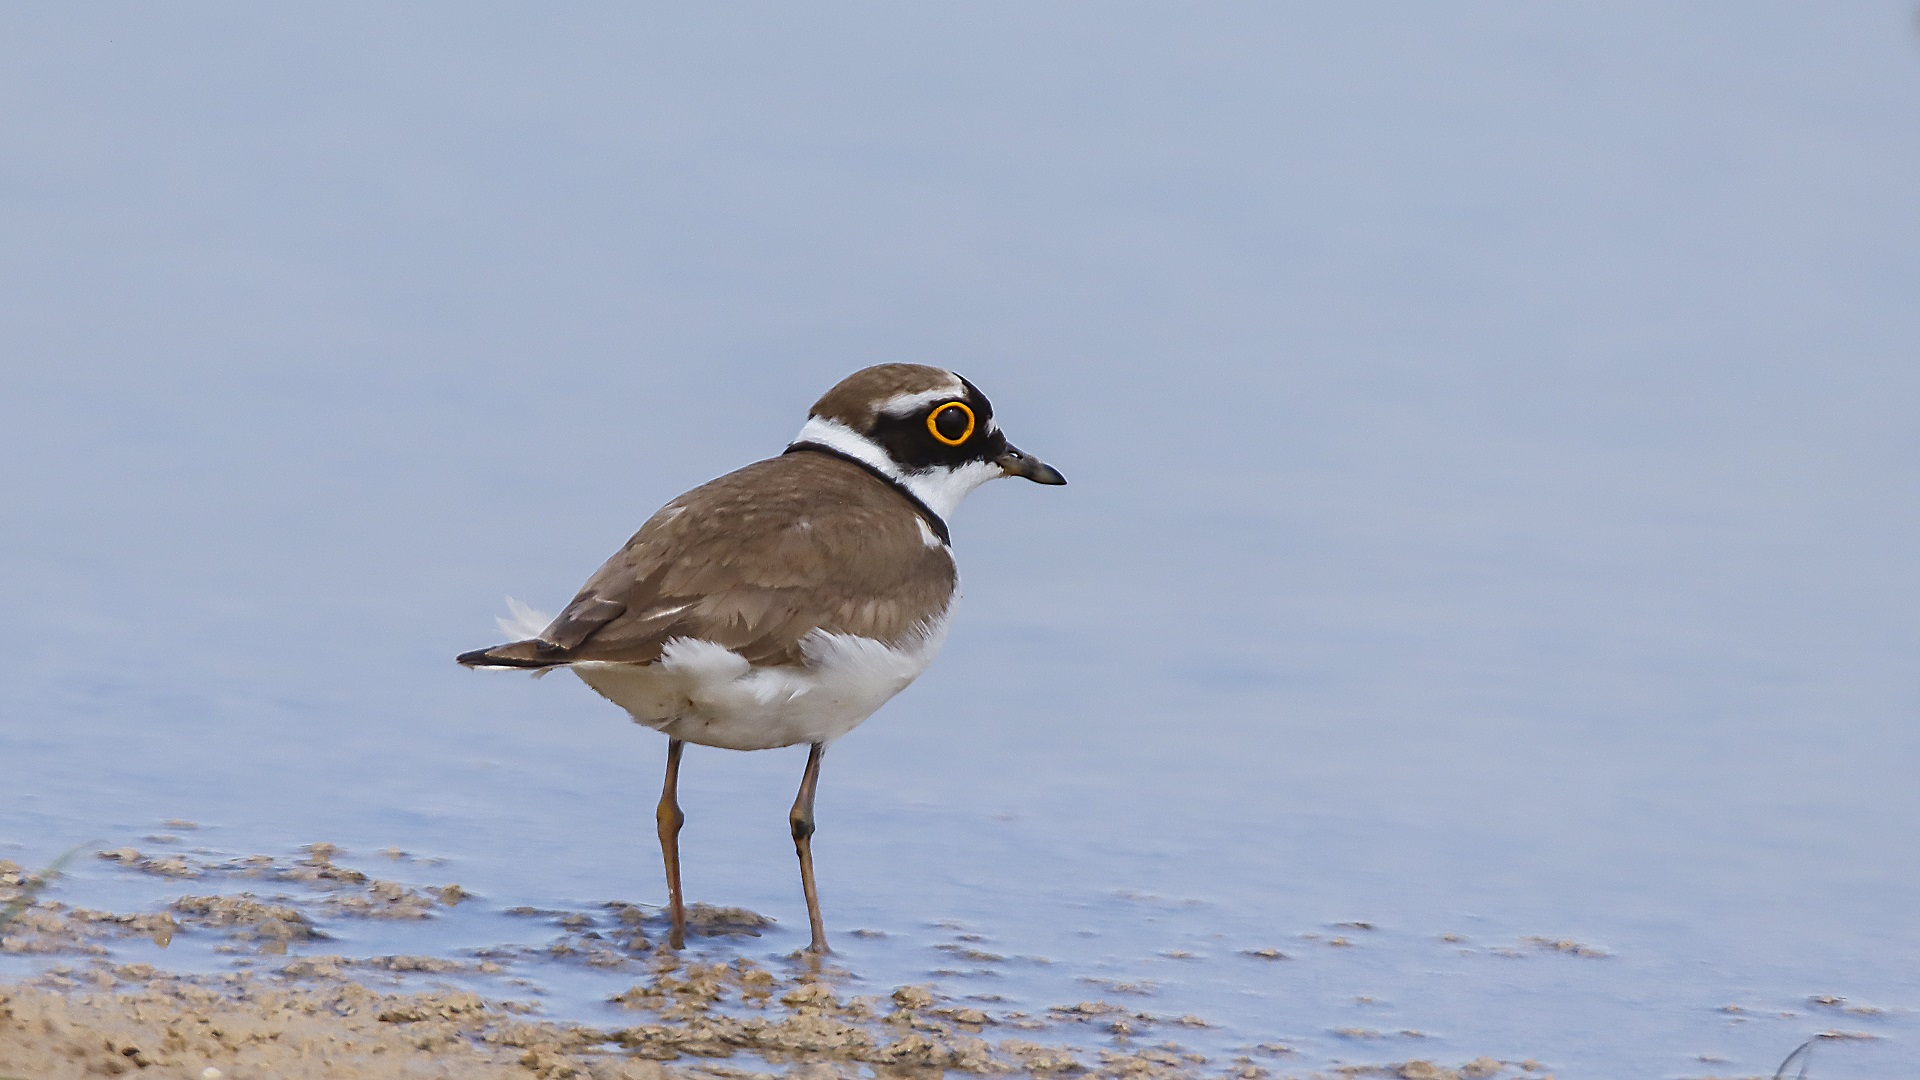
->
[458, 363, 1065, 953]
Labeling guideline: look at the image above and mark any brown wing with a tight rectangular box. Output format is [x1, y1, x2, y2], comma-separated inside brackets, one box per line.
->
[463, 453, 956, 669]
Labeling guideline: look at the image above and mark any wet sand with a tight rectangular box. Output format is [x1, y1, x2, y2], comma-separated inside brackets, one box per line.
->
[1, 851, 1531, 1080]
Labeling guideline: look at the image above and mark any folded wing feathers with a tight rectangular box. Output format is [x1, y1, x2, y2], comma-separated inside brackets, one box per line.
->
[544, 595, 629, 650]
[457, 455, 957, 673]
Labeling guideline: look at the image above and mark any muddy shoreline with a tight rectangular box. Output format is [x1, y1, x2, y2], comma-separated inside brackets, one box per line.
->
[1, 850, 1532, 1080]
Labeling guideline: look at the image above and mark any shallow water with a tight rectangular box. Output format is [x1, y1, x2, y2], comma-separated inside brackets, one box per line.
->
[4, 5, 1919, 1077]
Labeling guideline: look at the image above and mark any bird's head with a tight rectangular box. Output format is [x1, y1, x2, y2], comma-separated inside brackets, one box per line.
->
[789, 363, 1066, 520]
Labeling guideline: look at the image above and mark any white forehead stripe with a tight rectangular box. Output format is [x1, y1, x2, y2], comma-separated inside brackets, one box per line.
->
[876, 381, 967, 418]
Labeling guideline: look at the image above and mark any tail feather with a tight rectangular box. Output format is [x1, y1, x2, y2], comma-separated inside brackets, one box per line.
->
[456, 640, 562, 670]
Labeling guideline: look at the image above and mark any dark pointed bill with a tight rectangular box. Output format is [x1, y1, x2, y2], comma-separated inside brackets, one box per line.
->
[996, 443, 1066, 485]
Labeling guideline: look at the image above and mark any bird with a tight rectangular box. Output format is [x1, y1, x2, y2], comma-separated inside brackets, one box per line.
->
[457, 364, 1065, 953]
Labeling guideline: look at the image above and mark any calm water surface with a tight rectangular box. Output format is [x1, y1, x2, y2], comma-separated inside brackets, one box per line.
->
[4, 5, 1918, 1076]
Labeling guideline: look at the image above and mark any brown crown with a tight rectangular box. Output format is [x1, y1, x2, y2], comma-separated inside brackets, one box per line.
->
[808, 364, 961, 431]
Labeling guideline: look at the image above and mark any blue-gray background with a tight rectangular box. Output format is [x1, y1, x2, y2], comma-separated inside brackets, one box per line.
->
[4, 5, 1917, 1076]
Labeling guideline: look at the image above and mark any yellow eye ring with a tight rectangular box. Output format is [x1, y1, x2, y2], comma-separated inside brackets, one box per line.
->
[927, 401, 976, 446]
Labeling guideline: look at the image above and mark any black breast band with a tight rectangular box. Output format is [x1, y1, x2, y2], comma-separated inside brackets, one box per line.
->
[783, 441, 952, 546]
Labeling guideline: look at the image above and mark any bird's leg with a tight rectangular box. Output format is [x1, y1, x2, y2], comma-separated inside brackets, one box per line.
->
[789, 742, 829, 954]
[656, 738, 687, 950]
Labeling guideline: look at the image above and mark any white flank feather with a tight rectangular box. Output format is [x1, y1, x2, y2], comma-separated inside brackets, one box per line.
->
[497, 596, 554, 640]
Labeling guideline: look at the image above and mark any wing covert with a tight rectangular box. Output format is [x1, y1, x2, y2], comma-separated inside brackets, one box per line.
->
[538, 455, 956, 666]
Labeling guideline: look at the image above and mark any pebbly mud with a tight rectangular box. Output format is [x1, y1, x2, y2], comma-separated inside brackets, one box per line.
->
[1, 849, 1543, 1080]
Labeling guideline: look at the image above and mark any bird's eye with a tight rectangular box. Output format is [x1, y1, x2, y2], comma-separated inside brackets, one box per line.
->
[927, 402, 975, 446]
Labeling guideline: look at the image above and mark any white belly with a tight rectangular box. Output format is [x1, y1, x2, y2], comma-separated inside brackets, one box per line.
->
[569, 620, 949, 751]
